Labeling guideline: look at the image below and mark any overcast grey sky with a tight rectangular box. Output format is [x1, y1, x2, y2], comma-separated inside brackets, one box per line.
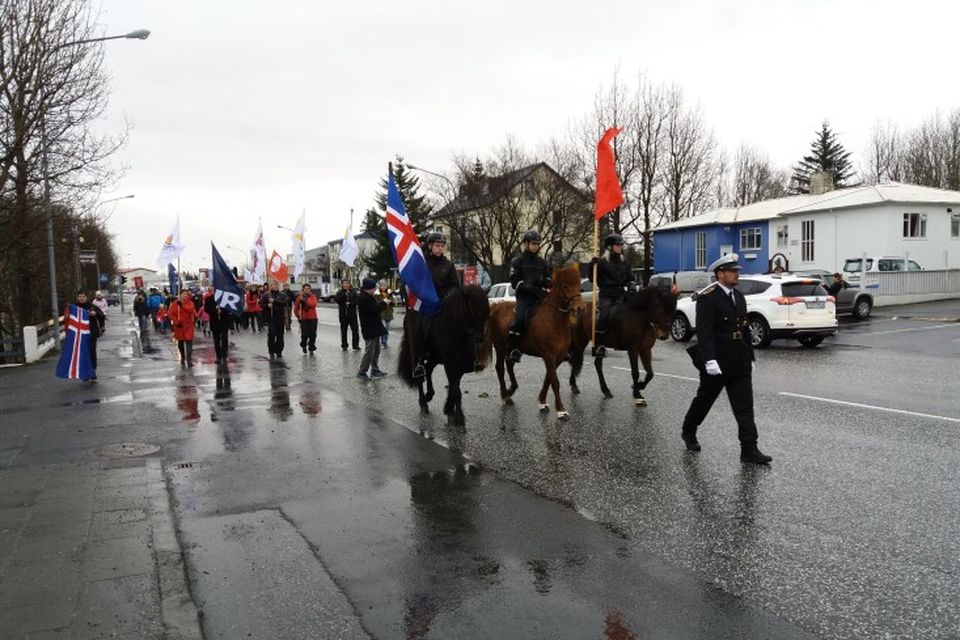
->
[96, 0, 960, 273]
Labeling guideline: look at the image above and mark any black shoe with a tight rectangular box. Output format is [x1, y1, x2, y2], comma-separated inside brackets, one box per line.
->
[353, 346, 361, 351]
[341, 346, 348, 351]
[412, 364, 426, 380]
[302, 346, 307, 354]
[681, 433, 701, 452]
[740, 448, 773, 464]
[507, 349, 522, 364]
[592, 345, 606, 358]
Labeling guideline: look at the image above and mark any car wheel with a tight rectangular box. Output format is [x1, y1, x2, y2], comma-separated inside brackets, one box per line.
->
[852, 297, 872, 320]
[670, 313, 692, 342]
[747, 315, 772, 349]
[798, 335, 824, 348]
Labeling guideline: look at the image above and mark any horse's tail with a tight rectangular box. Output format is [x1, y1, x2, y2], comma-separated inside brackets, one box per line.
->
[397, 313, 418, 388]
[479, 312, 496, 368]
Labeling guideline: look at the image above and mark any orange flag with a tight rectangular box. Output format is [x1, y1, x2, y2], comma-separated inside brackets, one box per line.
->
[594, 127, 624, 219]
[267, 250, 289, 283]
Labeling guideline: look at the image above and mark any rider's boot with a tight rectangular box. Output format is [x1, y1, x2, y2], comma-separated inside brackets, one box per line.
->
[506, 331, 523, 364]
[592, 330, 607, 358]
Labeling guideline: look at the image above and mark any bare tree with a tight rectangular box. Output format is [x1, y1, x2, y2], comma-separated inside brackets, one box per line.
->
[903, 113, 947, 188]
[731, 145, 790, 206]
[661, 86, 721, 223]
[0, 0, 126, 329]
[865, 120, 905, 185]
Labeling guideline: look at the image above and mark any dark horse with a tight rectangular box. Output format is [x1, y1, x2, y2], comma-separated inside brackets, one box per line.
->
[482, 265, 583, 418]
[398, 285, 490, 427]
[569, 287, 677, 405]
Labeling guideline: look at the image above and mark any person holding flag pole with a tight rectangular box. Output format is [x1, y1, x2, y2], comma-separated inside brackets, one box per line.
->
[590, 128, 626, 357]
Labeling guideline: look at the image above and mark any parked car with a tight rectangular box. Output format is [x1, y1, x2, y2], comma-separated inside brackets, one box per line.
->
[649, 270, 715, 297]
[579, 278, 594, 302]
[103, 293, 120, 306]
[487, 282, 516, 305]
[670, 274, 838, 348]
[792, 270, 874, 320]
[842, 255, 922, 286]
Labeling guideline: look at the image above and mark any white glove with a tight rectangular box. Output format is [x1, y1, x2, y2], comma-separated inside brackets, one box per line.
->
[705, 360, 722, 376]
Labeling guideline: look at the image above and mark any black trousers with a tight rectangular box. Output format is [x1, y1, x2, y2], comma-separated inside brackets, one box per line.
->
[596, 295, 622, 334]
[681, 369, 759, 446]
[212, 328, 229, 361]
[340, 315, 359, 349]
[300, 319, 318, 352]
[88, 335, 98, 370]
[268, 320, 285, 355]
[177, 340, 194, 363]
[509, 297, 537, 334]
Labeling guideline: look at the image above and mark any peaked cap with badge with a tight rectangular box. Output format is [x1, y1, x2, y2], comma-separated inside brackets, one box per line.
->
[709, 253, 741, 273]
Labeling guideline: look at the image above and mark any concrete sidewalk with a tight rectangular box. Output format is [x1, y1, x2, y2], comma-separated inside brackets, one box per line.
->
[871, 297, 960, 321]
[0, 312, 201, 640]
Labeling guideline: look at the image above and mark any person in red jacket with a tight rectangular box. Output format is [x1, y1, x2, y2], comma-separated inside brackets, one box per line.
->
[294, 283, 318, 354]
[245, 285, 262, 332]
[169, 290, 198, 367]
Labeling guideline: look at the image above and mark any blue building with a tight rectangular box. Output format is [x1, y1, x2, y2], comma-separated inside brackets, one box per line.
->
[653, 207, 773, 274]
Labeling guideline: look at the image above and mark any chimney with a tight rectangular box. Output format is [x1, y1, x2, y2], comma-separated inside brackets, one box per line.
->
[809, 171, 835, 195]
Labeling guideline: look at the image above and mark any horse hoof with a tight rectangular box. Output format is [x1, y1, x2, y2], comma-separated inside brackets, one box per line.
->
[571, 386, 580, 395]
[603, 391, 614, 399]
[557, 411, 570, 420]
[502, 397, 514, 405]
[538, 404, 549, 413]
[635, 398, 647, 406]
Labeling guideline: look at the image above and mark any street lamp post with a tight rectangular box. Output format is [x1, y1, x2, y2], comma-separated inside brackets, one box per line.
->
[44, 31, 149, 349]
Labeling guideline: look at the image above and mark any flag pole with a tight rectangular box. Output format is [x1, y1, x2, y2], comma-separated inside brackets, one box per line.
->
[590, 218, 599, 350]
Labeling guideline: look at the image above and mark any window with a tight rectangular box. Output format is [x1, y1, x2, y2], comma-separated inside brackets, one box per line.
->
[908, 260, 922, 271]
[902, 213, 926, 238]
[739, 227, 762, 250]
[878, 258, 904, 272]
[776, 224, 789, 249]
[801, 220, 815, 262]
[695, 231, 707, 269]
[781, 282, 828, 297]
[735, 280, 772, 295]
[952, 218, 959, 237]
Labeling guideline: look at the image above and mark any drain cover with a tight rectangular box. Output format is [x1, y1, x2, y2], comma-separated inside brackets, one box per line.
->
[92, 442, 161, 458]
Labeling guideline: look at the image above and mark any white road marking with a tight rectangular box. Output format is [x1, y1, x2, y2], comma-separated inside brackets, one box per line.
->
[612, 366, 698, 382]
[778, 392, 960, 424]
[854, 323, 959, 337]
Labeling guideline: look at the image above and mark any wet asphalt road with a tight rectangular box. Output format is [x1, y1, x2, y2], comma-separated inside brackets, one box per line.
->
[5, 301, 959, 639]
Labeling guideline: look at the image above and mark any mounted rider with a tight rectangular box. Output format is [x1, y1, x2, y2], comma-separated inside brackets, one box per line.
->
[591, 232, 636, 357]
[507, 229, 552, 363]
[412, 231, 461, 379]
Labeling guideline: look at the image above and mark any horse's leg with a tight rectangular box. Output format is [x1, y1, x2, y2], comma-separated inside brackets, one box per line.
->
[495, 345, 513, 403]
[549, 356, 569, 419]
[627, 347, 646, 406]
[637, 344, 654, 405]
[505, 357, 519, 397]
[445, 370, 465, 427]
[537, 363, 551, 413]
[594, 352, 613, 398]
[424, 362, 437, 403]
[568, 347, 583, 395]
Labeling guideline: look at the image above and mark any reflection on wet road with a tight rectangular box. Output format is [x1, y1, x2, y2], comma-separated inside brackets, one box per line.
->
[122, 308, 960, 640]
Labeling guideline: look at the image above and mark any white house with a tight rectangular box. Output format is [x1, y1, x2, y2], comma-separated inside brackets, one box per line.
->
[653, 182, 960, 273]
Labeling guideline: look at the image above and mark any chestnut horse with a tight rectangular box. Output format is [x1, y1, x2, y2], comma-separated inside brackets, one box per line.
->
[568, 287, 677, 405]
[482, 265, 583, 418]
[398, 285, 490, 427]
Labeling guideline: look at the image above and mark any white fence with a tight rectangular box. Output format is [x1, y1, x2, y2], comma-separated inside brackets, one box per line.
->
[861, 269, 960, 306]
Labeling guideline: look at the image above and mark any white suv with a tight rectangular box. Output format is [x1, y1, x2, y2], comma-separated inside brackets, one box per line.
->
[842, 256, 922, 286]
[670, 274, 838, 348]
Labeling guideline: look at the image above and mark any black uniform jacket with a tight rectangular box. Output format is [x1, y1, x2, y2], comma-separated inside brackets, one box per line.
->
[693, 285, 754, 376]
[509, 252, 552, 300]
[265, 290, 289, 322]
[204, 295, 231, 331]
[596, 256, 635, 299]
[334, 288, 359, 319]
[357, 290, 387, 340]
[425, 254, 460, 299]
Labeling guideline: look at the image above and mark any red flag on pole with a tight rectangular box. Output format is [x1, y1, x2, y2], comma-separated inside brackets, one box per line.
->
[594, 127, 624, 219]
[267, 250, 289, 283]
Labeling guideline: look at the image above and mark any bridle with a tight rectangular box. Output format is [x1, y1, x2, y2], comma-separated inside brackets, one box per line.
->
[543, 285, 581, 315]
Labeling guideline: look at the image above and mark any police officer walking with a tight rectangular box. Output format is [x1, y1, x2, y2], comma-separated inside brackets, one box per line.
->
[507, 230, 552, 363]
[681, 254, 773, 464]
[265, 282, 289, 358]
[591, 233, 636, 357]
[412, 232, 460, 379]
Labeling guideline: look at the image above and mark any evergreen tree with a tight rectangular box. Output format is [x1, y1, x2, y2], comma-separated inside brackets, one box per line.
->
[361, 155, 434, 278]
[790, 121, 856, 193]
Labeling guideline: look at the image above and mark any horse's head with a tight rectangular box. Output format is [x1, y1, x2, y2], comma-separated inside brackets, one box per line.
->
[650, 287, 678, 340]
[550, 266, 583, 323]
[458, 285, 491, 370]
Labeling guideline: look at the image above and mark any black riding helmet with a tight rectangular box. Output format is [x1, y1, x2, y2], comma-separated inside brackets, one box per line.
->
[522, 230, 541, 243]
[426, 232, 447, 244]
[604, 233, 625, 248]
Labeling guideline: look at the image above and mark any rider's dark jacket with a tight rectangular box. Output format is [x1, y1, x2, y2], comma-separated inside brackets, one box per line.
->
[597, 254, 635, 300]
[426, 253, 460, 299]
[509, 251, 552, 300]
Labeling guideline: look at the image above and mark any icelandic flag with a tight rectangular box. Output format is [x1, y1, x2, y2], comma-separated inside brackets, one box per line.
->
[211, 243, 246, 314]
[385, 170, 441, 316]
[56, 305, 94, 380]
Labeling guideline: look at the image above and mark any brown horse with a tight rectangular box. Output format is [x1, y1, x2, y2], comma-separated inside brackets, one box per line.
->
[568, 287, 677, 405]
[482, 265, 583, 418]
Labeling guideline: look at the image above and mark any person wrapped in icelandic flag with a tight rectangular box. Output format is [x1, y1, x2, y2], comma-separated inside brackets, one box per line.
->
[56, 291, 103, 381]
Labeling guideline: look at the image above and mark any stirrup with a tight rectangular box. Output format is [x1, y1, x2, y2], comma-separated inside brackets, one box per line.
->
[592, 345, 606, 358]
[412, 363, 426, 379]
[507, 348, 522, 363]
